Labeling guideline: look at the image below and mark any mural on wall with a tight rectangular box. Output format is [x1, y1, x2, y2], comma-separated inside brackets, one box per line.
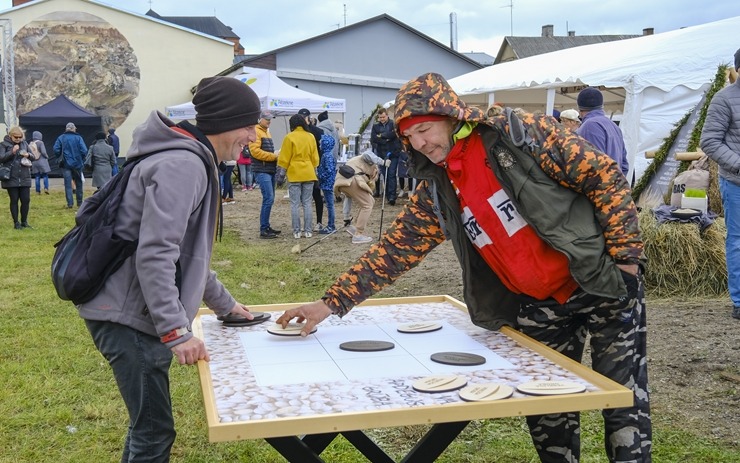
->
[13, 11, 139, 130]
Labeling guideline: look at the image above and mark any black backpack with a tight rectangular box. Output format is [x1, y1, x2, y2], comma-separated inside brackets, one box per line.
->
[51, 150, 210, 305]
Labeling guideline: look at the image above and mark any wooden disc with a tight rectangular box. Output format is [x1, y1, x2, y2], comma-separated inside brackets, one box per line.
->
[516, 381, 586, 396]
[458, 383, 514, 402]
[221, 312, 271, 327]
[430, 352, 486, 366]
[339, 340, 395, 352]
[412, 375, 468, 393]
[397, 322, 443, 333]
[266, 322, 317, 336]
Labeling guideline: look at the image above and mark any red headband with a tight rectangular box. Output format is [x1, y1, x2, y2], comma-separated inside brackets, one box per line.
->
[397, 114, 450, 134]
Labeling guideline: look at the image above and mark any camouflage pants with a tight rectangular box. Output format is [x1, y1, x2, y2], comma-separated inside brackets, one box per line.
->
[517, 270, 652, 463]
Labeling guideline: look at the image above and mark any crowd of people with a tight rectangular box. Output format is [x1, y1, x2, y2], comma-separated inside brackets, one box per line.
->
[0, 121, 124, 229]
[8, 47, 740, 462]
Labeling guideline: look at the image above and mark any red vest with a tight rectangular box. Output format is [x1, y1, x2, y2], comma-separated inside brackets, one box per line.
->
[444, 131, 578, 303]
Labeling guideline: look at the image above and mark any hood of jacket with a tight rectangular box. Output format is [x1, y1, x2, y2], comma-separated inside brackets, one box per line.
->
[127, 111, 215, 168]
[317, 118, 336, 135]
[393, 72, 487, 175]
[32, 131, 43, 141]
[393, 73, 486, 139]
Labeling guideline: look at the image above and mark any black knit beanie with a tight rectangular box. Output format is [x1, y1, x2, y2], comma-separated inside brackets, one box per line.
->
[735, 48, 740, 71]
[194, 76, 261, 134]
[318, 110, 329, 122]
[577, 87, 603, 111]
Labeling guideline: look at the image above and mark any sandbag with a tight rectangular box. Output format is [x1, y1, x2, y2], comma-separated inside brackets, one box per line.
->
[670, 156, 710, 206]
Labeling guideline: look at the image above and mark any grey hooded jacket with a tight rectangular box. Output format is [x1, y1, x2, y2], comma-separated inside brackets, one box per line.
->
[77, 111, 236, 347]
[701, 78, 740, 186]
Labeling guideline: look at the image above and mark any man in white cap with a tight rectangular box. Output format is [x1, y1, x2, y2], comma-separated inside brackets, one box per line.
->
[559, 108, 581, 132]
[77, 76, 262, 462]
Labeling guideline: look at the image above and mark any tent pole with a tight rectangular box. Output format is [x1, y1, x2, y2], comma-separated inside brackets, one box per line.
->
[546, 88, 556, 116]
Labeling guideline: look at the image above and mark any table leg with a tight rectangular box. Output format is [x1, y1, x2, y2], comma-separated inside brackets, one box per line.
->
[342, 431, 395, 463]
[266, 433, 337, 462]
[267, 422, 468, 463]
[400, 421, 469, 463]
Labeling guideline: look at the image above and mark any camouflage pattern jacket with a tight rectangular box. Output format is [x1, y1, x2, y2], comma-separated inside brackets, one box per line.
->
[322, 73, 642, 330]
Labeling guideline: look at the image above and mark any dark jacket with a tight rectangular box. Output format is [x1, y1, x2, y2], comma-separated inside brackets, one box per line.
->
[0, 135, 32, 189]
[370, 120, 402, 158]
[321, 73, 643, 330]
[106, 129, 120, 156]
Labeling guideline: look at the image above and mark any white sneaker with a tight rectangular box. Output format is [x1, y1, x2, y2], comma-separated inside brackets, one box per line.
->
[313, 222, 323, 232]
[345, 225, 357, 236]
[352, 234, 373, 244]
[293, 231, 301, 239]
[304, 231, 313, 238]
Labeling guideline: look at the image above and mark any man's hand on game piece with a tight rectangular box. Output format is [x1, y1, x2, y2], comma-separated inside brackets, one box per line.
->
[276, 300, 333, 337]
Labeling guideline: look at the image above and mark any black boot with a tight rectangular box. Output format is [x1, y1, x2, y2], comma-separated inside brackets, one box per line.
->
[14, 222, 22, 230]
[21, 221, 32, 229]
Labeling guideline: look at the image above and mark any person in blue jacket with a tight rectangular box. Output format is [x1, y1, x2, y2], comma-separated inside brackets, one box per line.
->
[53, 122, 87, 208]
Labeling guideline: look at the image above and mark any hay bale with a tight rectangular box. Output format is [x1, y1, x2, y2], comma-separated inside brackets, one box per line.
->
[639, 209, 727, 298]
[707, 161, 723, 215]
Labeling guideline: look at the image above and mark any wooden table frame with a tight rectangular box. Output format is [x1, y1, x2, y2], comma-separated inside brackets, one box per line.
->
[194, 295, 633, 462]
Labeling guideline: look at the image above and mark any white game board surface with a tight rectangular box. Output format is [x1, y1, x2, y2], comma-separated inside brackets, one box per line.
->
[199, 300, 601, 425]
[239, 321, 515, 386]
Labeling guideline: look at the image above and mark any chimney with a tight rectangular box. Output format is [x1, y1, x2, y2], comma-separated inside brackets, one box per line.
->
[449, 12, 458, 51]
[643, 27, 654, 36]
[542, 25, 554, 37]
[568, 31, 575, 37]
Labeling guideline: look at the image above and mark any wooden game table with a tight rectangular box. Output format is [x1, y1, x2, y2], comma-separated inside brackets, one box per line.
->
[194, 295, 633, 462]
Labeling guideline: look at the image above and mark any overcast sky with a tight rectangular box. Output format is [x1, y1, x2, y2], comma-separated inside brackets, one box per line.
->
[2, 0, 738, 56]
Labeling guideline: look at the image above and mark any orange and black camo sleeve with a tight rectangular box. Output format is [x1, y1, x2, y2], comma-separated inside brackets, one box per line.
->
[515, 113, 643, 262]
[322, 183, 447, 317]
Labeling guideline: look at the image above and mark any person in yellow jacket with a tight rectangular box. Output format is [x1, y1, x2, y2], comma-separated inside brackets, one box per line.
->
[249, 111, 282, 239]
[278, 114, 319, 239]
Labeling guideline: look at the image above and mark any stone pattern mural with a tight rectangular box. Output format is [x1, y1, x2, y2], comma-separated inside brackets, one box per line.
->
[13, 11, 139, 129]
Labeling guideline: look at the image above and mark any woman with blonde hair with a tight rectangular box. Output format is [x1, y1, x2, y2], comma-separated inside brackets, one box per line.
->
[0, 126, 36, 229]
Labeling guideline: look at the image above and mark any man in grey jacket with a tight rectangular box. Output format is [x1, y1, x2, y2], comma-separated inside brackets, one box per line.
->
[700, 48, 740, 320]
[77, 76, 262, 461]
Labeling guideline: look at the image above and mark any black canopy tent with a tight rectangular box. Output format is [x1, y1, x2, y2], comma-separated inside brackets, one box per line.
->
[18, 95, 103, 175]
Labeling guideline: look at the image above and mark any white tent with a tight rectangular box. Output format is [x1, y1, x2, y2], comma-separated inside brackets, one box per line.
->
[165, 67, 346, 119]
[446, 16, 740, 179]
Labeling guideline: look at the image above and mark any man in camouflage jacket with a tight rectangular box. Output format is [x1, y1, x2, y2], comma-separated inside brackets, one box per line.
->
[278, 73, 651, 463]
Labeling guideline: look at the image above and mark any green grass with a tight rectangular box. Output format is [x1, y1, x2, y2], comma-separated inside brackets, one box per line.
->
[0, 189, 738, 462]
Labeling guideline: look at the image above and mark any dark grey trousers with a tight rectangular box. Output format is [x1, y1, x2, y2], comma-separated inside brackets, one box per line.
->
[517, 271, 652, 463]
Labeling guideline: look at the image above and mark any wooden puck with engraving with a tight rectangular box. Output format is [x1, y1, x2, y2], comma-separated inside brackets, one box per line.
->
[412, 375, 468, 393]
[458, 383, 514, 402]
[397, 322, 443, 333]
[430, 352, 486, 366]
[516, 381, 586, 396]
